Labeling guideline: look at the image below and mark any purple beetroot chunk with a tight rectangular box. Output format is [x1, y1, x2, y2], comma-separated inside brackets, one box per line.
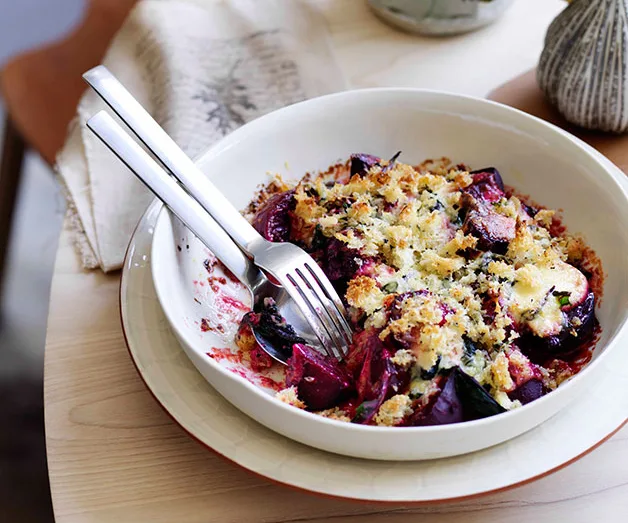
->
[410, 367, 506, 426]
[380, 151, 402, 174]
[252, 190, 295, 242]
[461, 167, 515, 254]
[453, 368, 506, 420]
[387, 290, 429, 322]
[285, 344, 352, 411]
[343, 328, 381, 378]
[352, 366, 392, 424]
[322, 237, 362, 283]
[352, 353, 409, 424]
[410, 371, 464, 426]
[349, 330, 410, 424]
[350, 153, 382, 177]
[353, 332, 409, 399]
[355, 342, 391, 402]
[462, 204, 516, 254]
[468, 167, 506, 202]
[518, 291, 596, 360]
[508, 379, 544, 405]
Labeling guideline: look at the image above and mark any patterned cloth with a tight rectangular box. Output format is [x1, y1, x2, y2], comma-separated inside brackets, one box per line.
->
[56, 0, 346, 271]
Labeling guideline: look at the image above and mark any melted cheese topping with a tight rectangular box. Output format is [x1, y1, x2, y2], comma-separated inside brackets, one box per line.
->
[509, 261, 588, 337]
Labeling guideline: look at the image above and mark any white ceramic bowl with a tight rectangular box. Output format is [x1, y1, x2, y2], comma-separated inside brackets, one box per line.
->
[150, 89, 628, 461]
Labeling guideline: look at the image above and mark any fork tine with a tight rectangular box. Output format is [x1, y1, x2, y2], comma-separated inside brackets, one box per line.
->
[303, 262, 353, 345]
[286, 271, 345, 361]
[294, 267, 347, 360]
[285, 273, 338, 359]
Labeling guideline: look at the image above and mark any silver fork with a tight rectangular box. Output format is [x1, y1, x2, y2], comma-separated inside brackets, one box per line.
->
[83, 66, 352, 359]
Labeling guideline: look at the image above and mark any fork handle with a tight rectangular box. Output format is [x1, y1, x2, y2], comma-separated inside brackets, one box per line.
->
[83, 65, 265, 256]
[86, 111, 262, 290]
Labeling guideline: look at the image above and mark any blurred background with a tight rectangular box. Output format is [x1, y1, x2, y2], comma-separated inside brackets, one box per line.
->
[0, 1, 84, 521]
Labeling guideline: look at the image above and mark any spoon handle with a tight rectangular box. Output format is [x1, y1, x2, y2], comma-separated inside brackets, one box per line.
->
[83, 65, 266, 256]
[86, 111, 262, 291]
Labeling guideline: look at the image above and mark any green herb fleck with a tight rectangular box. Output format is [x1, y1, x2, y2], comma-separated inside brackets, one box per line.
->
[382, 281, 398, 293]
[462, 337, 478, 363]
[552, 290, 571, 307]
[311, 224, 326, 250]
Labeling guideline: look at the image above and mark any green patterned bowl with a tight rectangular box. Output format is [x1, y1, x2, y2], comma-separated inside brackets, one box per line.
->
[368, 0, 515, 36]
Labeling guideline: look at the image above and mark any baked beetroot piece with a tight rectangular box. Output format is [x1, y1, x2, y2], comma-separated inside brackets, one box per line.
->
[352, 367, 392, 424]
[518, 291, 596, 361]
[352, 356, 409, 424]
[285, 344, 352, 411]
[410, 371, 464, 426]
[461, 167, 515, 253]
[508, 379, 544, 405]
[410, 367, 506, 426]
[522, 203, 539, 218]
[348, 330, 411, 424]
[468, 167, 506, 202]
[252, 190, 295, 242]
[462, 205, 516, 254]
[387, 290, 429, 322]
[343, 328, 382, 378]
[350, 153, 381, 177]
[355, 342, 392, 401]
[453, 368, 506, 420]
[354, 334, 408, 395]
[389, 357, 411, 397]
[322, 237, 363, 291]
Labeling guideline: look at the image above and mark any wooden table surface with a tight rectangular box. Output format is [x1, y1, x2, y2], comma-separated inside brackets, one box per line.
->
[44, 1, 628, 521]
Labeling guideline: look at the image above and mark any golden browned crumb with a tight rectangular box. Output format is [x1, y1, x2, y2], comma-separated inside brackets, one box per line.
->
[315, 407, 351, 422]
[275, 386, 306, 409]
[390, 349, 415, 369]
[374, 395, 413, 426]
[534, 209, 555, 228]
[507, 349, 536, 382]
[345, 276, 384, 315]
[488, 352, 515, 392]
[235, 322, 256, 352]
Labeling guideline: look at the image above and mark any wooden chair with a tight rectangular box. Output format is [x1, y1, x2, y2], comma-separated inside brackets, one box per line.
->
[0, 0, 137, 297]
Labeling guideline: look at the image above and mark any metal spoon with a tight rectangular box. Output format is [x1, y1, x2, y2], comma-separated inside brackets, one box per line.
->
[86, 111, 319, 364]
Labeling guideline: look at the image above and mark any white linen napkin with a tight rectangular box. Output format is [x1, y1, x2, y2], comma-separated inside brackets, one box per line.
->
[55, 0, 347, 272]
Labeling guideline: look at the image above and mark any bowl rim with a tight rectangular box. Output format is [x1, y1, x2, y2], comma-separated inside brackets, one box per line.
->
[151, 86, 628, 436]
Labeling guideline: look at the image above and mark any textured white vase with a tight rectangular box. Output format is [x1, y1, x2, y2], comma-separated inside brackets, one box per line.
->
[538, 0, 628, 133]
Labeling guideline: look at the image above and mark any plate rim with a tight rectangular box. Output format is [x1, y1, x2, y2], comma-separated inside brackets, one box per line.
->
[119, 200, 628, 504]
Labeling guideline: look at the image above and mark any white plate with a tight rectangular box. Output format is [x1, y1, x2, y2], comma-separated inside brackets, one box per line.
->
[121, 197, 628, 502]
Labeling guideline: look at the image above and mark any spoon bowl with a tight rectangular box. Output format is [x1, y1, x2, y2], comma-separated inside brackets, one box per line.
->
[246, 276, 322, 365]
